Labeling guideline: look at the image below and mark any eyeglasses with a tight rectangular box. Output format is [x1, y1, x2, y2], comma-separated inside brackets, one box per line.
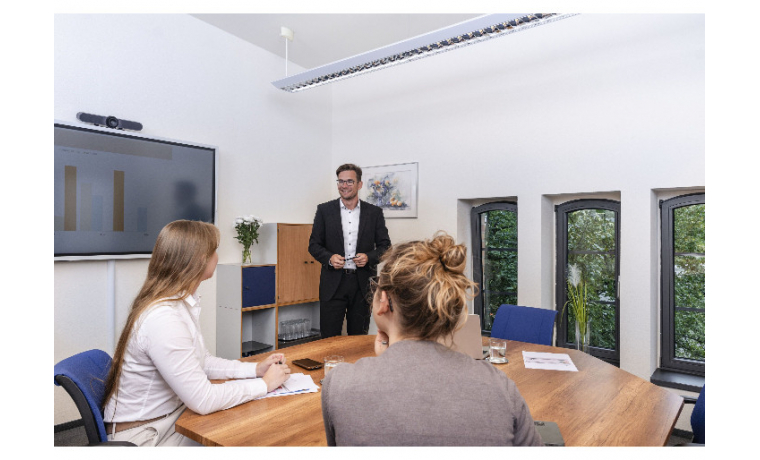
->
[369, 276, 393, 312]
[336, 179, 356, 186]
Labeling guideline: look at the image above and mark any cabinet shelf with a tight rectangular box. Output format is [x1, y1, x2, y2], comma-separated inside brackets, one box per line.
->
[242, 304, 276, 312]
[216, 223, 321, 360]
[242, 340, 273, 357]
[278, 331, 322, 350]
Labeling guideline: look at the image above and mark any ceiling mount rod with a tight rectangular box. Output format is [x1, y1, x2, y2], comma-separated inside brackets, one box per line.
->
[281, 26, 294, 77]
[271, 13, 578, 93]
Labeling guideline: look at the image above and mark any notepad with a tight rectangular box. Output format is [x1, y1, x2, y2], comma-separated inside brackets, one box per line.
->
[522, 351, 578, 372]
[256, 373, 320, 399]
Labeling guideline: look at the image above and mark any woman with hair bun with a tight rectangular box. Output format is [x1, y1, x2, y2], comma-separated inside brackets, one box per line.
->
[320, 232, 542, 446]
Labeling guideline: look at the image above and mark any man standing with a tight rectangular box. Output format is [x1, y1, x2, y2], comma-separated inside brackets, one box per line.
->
[309, 164, 391, 338]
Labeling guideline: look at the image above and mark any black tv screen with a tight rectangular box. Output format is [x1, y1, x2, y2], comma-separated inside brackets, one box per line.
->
[54, 123, 216, 258]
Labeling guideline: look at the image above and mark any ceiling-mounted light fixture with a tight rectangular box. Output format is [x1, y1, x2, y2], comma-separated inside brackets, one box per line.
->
[271, 13, 578, 93]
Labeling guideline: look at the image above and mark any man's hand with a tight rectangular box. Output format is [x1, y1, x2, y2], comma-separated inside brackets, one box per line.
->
[353, 253, 368, 267]
[330, 254, 346, 269]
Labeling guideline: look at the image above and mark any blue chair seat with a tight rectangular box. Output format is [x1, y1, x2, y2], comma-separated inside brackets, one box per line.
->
[54, 349, 135, 446]
[490, 304, 558, 346]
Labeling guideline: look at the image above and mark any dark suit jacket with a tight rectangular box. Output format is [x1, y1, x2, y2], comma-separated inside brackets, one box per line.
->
[308, 199, 391, 302]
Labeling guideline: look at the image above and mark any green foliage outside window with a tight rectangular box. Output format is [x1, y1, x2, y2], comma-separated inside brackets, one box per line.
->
[481, 209, 517, 331]
[673, 204, 705, 361]
[566, 209, 617, 350]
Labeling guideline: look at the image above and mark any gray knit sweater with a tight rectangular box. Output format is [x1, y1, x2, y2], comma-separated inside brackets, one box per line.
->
[321, 339, 543, 446]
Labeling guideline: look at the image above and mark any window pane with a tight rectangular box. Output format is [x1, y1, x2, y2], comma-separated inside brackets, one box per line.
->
[674, 204, 705, 254]
[674, 255, 705, 311]
[672, 202, 705, 364]
[660, 195, 705, 374]
[483, 249, 517, 293]
[563, 205, 618, 355]
[483, 210, 517, 248]
[675, 310, 705, 361]
[567, 253, 616, 302]
[477, 206, 518, 333]
[567, 209, 616, 252]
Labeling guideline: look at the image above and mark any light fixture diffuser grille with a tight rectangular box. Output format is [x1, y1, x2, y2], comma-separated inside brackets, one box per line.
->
[272, 13, 578, 93]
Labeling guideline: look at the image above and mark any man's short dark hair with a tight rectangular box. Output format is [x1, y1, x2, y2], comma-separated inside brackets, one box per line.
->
[336, 163, 362, 182]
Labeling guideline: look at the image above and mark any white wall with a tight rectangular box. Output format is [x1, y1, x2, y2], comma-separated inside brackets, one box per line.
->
[332, 14, 704, 381]
[54, 14, 332, 424]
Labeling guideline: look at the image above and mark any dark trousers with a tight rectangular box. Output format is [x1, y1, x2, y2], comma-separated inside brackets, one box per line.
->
[320, 272, 370, 338]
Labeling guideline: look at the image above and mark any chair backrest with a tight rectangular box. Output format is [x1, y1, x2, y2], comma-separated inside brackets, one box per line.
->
[54, 349, 112, 443]
[490, 304, 558, 346]
[691, 385, 705, 444]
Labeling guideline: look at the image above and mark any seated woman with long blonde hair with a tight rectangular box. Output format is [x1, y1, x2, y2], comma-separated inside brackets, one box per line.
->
[103, 220, 291, 446]
[321, 232, 542, 446]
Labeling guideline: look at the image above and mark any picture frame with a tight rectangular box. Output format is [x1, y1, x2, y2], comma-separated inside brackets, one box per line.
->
[360, 162, 418, 218]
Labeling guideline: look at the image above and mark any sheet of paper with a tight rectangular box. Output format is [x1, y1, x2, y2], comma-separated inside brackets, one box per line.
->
[256, 373, 320, 399]
[522, 351, 578, 372]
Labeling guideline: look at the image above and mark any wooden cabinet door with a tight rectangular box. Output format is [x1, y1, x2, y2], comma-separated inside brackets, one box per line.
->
[277, 224, 320, 304]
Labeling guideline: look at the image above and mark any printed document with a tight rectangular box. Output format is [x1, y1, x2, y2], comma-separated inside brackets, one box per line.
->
[522, 351, 578, 372]
[256, 373, 320, 399]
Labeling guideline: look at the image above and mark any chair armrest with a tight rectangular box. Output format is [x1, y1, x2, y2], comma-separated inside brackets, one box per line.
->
[89, 441, 137, 446]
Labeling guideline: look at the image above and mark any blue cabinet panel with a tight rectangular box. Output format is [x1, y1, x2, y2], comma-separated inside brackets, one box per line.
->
[242, 265, 276, 308]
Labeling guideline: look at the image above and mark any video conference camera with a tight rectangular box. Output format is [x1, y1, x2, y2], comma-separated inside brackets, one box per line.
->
[76, 112, 143, 131]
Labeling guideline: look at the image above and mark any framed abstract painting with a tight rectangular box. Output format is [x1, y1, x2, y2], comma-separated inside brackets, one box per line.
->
[360, 162, 418, 218]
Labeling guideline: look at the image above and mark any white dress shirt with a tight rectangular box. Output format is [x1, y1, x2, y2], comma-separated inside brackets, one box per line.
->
[340, 199, 361, 270]
[104, 294, 267, 421]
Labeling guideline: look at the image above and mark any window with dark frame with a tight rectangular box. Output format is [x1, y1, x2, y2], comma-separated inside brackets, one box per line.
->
[471, 202, 518, 334]
[660, 193, 705, 376]
[556, 199, 621, 365]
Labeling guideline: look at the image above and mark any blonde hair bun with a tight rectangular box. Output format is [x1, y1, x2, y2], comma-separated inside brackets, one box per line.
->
[376, 231, 478, 342]
[430, 232, 467, 274]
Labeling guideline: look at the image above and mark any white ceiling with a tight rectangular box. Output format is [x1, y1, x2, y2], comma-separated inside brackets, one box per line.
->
[191, 14, 482, 70]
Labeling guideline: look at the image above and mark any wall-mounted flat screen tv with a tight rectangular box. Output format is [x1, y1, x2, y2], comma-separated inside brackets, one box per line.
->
[54, 122, 216, 259]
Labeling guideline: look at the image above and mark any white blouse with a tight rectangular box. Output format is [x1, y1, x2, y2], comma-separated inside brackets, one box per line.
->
[104, 294, 267, 422]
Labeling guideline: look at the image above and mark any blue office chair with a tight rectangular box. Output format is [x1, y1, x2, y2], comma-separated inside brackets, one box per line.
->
[683, 385, 705, 445]
[490, 304, 558, 346]
[54, 349, 135, 446]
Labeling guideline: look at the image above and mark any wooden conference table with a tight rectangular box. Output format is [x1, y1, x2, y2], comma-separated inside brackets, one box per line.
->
[175, 335, 683, 446]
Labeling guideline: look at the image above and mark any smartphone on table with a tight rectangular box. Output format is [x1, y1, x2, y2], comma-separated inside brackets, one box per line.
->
[292, 358, 323, 370]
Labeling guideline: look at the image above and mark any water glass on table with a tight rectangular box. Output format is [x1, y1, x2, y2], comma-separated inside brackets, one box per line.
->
[489, 337, 508, 364]
[323, 355, 344, 377]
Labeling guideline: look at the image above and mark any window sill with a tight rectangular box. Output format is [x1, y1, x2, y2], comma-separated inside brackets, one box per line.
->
[650, 369, 704, 393]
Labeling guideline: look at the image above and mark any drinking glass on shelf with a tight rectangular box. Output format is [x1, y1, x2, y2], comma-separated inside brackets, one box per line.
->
[285, 320, 294, 340]
[295, 319, 303, 339]
[288, 319, 295, 340]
